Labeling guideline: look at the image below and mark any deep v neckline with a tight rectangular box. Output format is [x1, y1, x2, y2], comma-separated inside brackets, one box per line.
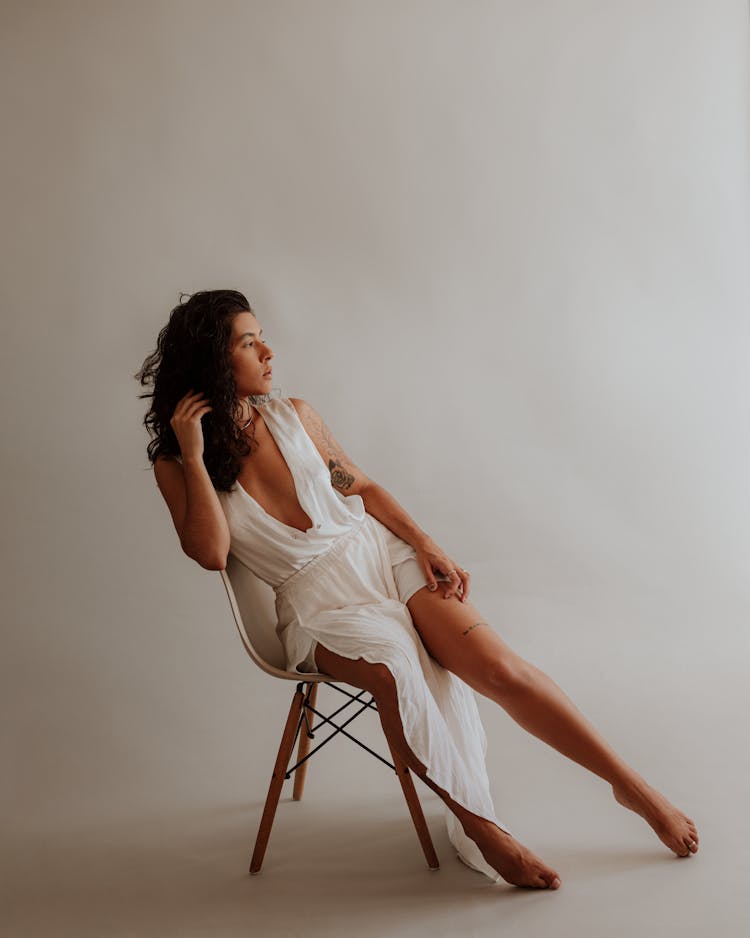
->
[234, 400, 317, 536]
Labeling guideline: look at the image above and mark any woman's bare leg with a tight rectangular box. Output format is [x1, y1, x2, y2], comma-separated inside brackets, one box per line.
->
[314, 642, 562, 889]
[405, 585, 700, 858]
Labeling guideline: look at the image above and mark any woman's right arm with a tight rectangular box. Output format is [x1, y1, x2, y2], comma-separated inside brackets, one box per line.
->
[153, 390, 230, 570]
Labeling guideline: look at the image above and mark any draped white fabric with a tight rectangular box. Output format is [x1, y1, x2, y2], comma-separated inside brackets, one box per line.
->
[217, 396, 512, 880]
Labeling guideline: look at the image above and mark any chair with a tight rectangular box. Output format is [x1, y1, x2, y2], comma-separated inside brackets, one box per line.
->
[218, 553, 440, 874]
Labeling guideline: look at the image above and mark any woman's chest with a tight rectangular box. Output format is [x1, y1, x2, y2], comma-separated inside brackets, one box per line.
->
[235, 420, 315, 532]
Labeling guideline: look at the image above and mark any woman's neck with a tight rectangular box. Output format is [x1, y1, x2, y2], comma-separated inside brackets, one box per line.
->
[235, 392, 273, 430]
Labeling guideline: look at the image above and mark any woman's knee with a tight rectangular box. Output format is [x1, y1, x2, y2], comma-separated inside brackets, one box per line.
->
[367, 661, 398, 697]
[346, 659, 399, 703]
[483, 651, 535, 698]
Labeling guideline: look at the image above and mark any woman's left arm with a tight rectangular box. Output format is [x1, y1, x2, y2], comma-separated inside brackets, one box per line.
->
[290, 397, 469, 602]
[359, 483, 469, 602]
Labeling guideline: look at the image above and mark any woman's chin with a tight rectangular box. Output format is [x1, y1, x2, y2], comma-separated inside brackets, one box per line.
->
[247, 379, 273, 396]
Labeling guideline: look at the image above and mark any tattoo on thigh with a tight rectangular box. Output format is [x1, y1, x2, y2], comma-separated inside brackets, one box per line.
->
[462, 621, 486, 636]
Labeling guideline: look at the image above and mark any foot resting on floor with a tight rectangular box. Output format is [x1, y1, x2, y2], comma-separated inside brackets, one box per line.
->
[612, 780, 700, 857]
[468, 819, 562, 890]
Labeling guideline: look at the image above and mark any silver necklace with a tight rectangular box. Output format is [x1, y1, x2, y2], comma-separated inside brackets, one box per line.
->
[239, 392, 274, 431]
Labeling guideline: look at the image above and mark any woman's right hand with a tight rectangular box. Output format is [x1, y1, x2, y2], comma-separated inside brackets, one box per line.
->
[170, 389, 213, 461]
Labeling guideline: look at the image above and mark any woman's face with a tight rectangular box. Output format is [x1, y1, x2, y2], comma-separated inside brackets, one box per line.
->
[228, 310, 274, 397]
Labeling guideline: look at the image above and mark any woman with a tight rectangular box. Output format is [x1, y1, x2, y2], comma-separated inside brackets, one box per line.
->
[137, 289, 699, 890]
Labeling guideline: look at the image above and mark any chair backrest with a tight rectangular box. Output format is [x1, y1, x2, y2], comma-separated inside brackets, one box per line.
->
[219, 555, 300, 681]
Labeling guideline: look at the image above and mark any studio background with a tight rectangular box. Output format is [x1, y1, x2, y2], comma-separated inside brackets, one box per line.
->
[1, 1, 748, 936]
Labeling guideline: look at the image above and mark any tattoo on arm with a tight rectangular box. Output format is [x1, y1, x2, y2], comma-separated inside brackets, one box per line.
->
[328, 459, 355, 492]
[462, 621, 485, 636]
[318, 425, 355, 492]
[298, 400, 358, 493]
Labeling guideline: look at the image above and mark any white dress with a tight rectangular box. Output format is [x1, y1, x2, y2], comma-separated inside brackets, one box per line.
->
[215, 395, 514, 881]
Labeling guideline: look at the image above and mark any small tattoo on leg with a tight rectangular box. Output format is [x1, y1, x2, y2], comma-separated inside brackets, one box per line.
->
[462, 621, 485, 636]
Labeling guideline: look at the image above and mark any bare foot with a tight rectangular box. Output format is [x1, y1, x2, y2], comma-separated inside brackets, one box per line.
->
[612, 780, 699, 857]
[469, 819, 562, 889]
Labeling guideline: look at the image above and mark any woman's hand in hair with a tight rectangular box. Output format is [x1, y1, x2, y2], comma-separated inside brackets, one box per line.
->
[170, 389, 213, 461]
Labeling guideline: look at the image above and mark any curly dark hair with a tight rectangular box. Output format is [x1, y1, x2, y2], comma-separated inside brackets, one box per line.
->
[134, 288, 259, 491]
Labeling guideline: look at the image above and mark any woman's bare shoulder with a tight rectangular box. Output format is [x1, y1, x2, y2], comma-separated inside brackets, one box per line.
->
[287, 397, 374, 497]
[153, 454, 184, 496]
[154, 452, 183, 477]
[287, 396, 328, 436]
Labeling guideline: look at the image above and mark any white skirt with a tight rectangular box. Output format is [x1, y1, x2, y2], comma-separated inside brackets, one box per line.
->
[273, 513, 513, 882]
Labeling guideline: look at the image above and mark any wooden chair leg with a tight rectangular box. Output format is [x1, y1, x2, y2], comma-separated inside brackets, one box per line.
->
[292, 682, 317, 801]
[382, 730, 440, 870]
[250, 684, 305, 874]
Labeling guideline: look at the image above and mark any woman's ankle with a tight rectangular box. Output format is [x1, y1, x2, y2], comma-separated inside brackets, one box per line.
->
[459, 811, 503, 845]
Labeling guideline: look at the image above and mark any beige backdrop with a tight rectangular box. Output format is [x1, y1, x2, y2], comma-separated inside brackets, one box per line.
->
[2, 1, 748, 936]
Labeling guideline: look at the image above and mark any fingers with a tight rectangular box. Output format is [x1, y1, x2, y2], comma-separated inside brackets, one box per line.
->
[419, 552, 471, 602]
[193, 401, 213, 416]
[443, 567, 471, 602]
[175, 389, 212, 418]
[181, 389, 208, 404]
[458, 568, 470, 602]
[443, 569, 459, 600]
[422, 560, 439, 592]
